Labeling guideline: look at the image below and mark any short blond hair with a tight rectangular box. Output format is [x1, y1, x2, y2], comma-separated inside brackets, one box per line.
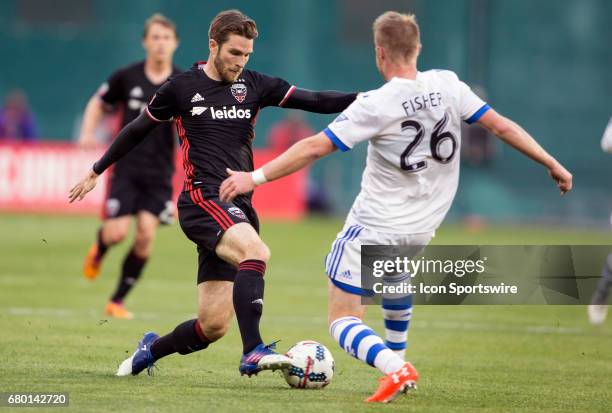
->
[373, 11, 420, 63]
[143, 13, 178, 39]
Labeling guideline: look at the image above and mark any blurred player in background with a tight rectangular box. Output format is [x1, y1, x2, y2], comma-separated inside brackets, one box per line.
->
[70, 10, 356, 378]
[0, 89, 38, 141]
[78, 14, 181, 319]
[588, 117, 612, 324]
[220, 11, 573, 403]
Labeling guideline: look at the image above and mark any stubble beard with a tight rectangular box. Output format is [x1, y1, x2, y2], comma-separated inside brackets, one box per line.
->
[214, 55, 240, 83]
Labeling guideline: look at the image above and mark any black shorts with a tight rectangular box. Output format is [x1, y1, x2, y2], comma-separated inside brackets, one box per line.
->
[178, 186, 259, 284]
[104, 171, 174, 223]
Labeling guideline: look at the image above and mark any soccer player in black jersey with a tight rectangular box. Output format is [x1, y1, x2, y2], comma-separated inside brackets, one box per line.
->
[78, 14, 182, 320]
[70, 10, 357, 377]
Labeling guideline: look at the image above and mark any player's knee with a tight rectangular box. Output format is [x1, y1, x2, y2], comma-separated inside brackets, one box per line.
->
[198, 318, 229, 342]
[105, 227, 128, 245]
[242, 241, 270, 263]
[133, 231, 155, 256]
[132, 242, 151, 258]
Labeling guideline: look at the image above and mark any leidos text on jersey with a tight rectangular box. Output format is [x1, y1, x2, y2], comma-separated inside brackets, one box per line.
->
[210, 105, 252, 120]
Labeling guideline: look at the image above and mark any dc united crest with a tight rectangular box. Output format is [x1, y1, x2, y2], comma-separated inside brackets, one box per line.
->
[230, 83, 247, 103]
[106, 198, 120, 217]
[228, 207, 247, 220]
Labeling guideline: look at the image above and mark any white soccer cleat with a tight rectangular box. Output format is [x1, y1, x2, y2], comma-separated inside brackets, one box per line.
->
[116, 355, 136, 376]
[588, 304, 608, 325]
[239, 341, 293, 376]
[115, 332, 159, 376]
[257, 353, 293, 370]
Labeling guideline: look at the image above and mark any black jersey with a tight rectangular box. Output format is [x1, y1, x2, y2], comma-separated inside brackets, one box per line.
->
[99, 61, 182, 179]
[146, 61, 296, 197]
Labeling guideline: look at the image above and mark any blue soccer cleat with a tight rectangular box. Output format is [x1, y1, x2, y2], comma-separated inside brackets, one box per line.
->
[116, 331, 159, 376]
[239, 341, 292, 377]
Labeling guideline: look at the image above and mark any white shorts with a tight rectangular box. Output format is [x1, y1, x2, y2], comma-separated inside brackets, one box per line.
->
[324, 218, 434, 296]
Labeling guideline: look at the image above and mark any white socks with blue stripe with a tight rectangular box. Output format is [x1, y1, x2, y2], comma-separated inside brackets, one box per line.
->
[329, 316, 405, 375]
[381, 302, 412, 360]
[380, 275, 413, 360]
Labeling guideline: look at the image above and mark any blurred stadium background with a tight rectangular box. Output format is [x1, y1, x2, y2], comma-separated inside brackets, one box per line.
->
[1, 1, 612, 411]
[1, 0, 611, 223]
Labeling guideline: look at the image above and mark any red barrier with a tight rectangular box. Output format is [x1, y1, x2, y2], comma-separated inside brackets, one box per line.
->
[0, 143, 306, 220]
[252, 150, 307, 220]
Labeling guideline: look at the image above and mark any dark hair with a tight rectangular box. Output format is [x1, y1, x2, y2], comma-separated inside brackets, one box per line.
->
[143, 13, 178, 39]
[208, 9, 258, 46]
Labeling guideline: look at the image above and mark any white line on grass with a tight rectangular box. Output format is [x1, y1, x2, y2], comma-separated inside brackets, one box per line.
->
[2, 306, 194, 321]
[1, 307, 602, 336]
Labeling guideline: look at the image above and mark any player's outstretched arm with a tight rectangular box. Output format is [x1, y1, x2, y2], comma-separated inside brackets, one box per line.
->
[477, 109, 573, 195]
[282, 89, 358, 114]
[68, 112, 159, 203]
[219, 131, 335, 202]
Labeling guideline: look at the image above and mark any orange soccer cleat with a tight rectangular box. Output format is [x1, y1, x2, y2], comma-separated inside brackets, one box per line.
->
[105, 301, 134, 320]
[365, 362, 419, 403]
[83, 244, 103, 281]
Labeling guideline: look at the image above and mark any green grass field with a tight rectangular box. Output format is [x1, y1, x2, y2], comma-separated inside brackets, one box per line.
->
[1, 214, 611, 412]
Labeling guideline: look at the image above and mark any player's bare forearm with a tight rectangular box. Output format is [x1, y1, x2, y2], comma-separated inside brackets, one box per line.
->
[478, 110, 552, 166]
[477, 109, 572, 194]
[263, 133, 335, 180]
[78, 96, 105, 148]
[283, 89, 358, 114]
[219, 132, 336, 202]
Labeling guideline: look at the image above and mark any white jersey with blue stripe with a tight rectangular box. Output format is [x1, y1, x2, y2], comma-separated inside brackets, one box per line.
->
[325, 69, 489, 234]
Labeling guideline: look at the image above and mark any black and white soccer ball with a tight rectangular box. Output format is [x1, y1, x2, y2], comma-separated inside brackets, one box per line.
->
[283, 340, 334, 389]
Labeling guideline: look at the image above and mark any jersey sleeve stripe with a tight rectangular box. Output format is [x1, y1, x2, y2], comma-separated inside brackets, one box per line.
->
[465, 103, 491, 124]
[323, 127, 350, 152]
[145, 106, 173, 122]
[278, 85, 297, 107]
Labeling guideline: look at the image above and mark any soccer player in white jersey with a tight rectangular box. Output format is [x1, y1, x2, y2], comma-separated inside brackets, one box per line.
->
[219, 11, 573, 403]
[588, 117, 612, 324]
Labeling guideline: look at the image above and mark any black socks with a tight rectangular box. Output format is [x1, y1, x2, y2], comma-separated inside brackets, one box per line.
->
[110, 249, 147, 303]
[149, 259, 268, 361]
[96, 228, 109, 260]
[233, 260, 266, 354]
[150, 319, 211, 360]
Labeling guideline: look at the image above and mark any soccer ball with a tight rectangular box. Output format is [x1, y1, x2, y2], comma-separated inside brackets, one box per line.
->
[283, 340, 334, 389]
